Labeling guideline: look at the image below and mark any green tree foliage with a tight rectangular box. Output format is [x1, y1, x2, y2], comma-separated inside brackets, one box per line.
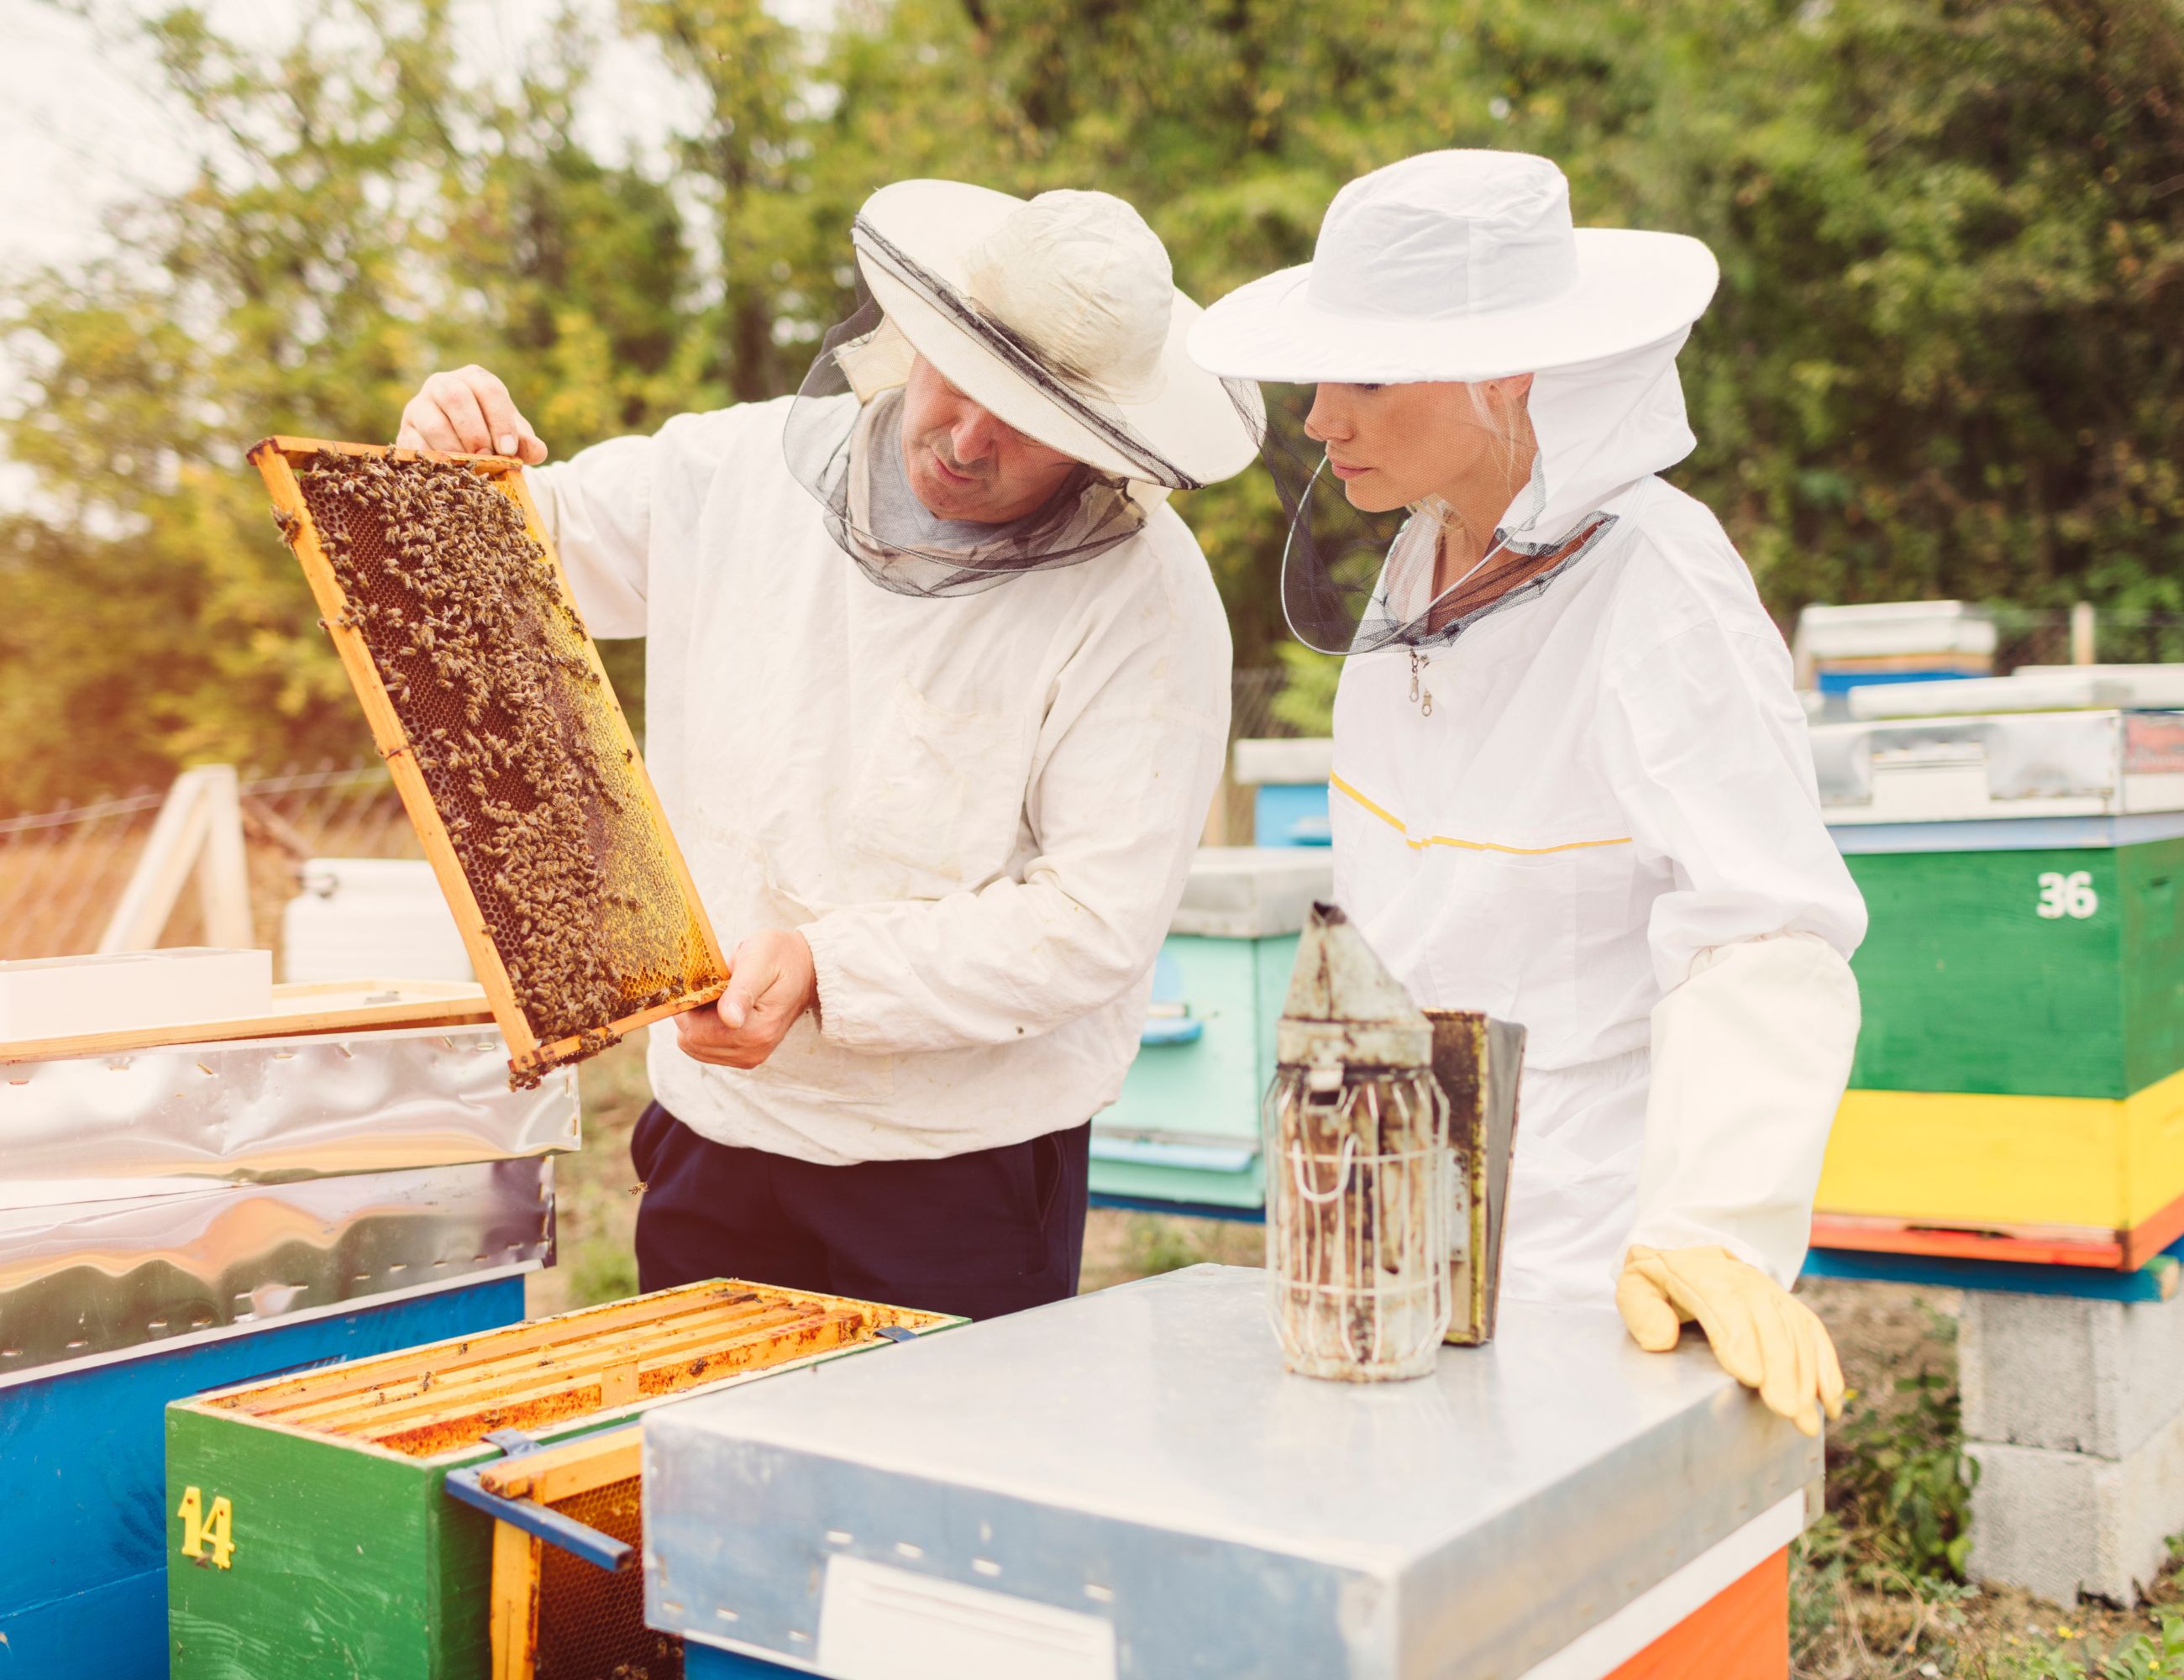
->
[1659, 0, 2184, 618]
[6, 0, 2181, 808]
[0, 2, 706, 810]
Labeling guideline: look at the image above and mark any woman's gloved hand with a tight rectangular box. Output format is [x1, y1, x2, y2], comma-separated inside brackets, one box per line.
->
[1615, 1244, 1845, 1437]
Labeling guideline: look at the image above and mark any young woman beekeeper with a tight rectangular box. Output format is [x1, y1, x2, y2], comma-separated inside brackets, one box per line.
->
[1190, 150, 1866, 1436]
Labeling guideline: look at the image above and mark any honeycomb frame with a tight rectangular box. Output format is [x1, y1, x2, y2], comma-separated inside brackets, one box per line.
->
[251, 435, 727, 1081]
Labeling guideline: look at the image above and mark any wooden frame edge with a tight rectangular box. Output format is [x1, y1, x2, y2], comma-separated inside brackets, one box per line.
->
[490, 1521, 544, 1680]
[252, 439, 539, 1065]
[0, 983, 494, 1065]
[260, 434, 522, 472]
[512, 980, 729, 1079]
[208, 1277, 769, 1410]
[475, 1424, 644, 1501]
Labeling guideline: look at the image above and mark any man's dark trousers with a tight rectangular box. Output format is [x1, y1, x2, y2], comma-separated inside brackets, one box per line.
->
[631, 1101, 1092, 1321]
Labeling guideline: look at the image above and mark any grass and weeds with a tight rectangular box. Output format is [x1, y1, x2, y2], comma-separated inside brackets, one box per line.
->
[1793, 1280, 2184, 1677]
[1819, 1304, 1977, 1588]
[541, 1040, 2184, 1677]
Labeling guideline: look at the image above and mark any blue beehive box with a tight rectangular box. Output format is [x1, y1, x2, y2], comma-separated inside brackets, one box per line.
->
[0, 1023, 565, 1675]
[1232, 738, 1335, 848]
[1796, 600, 1996, 702]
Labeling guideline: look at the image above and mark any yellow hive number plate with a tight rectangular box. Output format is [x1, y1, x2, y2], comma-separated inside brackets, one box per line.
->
[177, 1485, 236, 1570]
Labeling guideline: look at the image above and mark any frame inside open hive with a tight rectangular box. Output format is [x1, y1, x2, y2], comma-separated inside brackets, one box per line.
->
[251, 436, 727, 1083]
[193, 1279, 959, 1459]
[455, 1425, 676, 1680]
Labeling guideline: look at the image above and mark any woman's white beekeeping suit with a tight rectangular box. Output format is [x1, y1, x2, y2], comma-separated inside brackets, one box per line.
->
[1192, 150, 1866, 1432]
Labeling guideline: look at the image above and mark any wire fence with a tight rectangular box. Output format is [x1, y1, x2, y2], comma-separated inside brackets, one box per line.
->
[1991, 606, 2184, 670]
[0, 669, 1306, 961]
[1212, 667, 1299, 841]
[1231, 667, 1299, 739]
[8, 618, 2184, 962]
[0, 764, 417, 963]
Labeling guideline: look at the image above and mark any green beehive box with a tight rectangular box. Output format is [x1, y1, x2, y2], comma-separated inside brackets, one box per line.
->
[1844, 835, 2184, 1100]
[166, 1280, 958, 1679]
[1819, 830, 2184, 1262]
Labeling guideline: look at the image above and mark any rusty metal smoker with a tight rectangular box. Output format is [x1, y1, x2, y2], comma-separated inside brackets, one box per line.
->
[1263, 902, 1452, 1380]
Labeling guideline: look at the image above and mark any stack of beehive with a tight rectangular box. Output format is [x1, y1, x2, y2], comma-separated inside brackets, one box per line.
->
[1810, 675, 2184, 1268]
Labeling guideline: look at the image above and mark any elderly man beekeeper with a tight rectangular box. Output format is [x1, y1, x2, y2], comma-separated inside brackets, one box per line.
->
[1191, 150, 1866, 1434]
[396, 183, 1260, 1320]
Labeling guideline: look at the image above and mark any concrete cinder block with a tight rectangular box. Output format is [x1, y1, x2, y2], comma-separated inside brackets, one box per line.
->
[1960, 1286, 2184, 1458]
[1967, 1399, 2184, 1604]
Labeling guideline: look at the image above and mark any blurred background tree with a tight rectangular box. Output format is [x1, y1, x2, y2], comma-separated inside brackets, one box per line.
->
[0, 3, 715, 807]
[5, 0, 2181, 809]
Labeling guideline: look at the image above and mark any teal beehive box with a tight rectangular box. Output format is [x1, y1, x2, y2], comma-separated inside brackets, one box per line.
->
[1091, 847, 1331, 1212]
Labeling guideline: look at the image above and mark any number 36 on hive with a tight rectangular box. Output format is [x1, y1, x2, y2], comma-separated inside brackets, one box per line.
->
[176, 1485, 235, 1570]
[2036, 870, 2101, 921]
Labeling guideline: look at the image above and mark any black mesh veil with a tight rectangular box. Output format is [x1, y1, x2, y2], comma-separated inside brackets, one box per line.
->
[1256, 382, 1613, 656]
[784, 217, 1266, 600]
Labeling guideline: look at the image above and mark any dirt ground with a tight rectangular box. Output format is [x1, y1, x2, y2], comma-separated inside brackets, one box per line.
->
[539, 1039, 2181, 1678]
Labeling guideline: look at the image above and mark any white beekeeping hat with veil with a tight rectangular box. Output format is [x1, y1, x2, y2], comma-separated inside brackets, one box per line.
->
[785, 181, 1265, 598]
[1188, 150, 1720, 654]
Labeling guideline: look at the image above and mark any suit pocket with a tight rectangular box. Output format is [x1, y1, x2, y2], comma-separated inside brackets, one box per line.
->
[630, 1102, 670, 1184]
[998, 1134, 1054, 1276]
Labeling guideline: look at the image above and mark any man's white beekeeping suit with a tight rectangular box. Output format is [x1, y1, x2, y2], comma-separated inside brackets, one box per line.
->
[526, 182, 1261, 1168]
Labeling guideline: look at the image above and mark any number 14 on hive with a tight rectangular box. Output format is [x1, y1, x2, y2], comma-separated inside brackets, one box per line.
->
[2037, 870, 2101, 921]
[177, 1485, 235, 1569]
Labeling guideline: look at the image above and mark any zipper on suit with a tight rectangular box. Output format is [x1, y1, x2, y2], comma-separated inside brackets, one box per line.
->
[1408, 649, 1434, 717]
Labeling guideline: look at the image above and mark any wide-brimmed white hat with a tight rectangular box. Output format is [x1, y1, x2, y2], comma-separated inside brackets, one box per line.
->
[1189, 150, 1719, 384]
[849, 180, 1261, 489]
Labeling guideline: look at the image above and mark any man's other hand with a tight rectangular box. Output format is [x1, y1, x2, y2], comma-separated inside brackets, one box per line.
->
[675, 930, 819, 1069]
[396, 365, 550, 465]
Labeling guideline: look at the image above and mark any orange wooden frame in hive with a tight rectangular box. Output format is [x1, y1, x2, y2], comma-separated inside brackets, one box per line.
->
[250, 436, 728, 1082]
[468, 1425, 664, 1680]
[194, 1278, 961, 1459]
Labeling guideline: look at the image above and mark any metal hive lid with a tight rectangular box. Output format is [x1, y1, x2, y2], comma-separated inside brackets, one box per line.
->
[643, 1265, 1819, 1678]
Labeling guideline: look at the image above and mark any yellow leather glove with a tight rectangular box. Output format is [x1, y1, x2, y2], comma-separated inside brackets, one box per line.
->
[1615, 1244, 1845, 1437]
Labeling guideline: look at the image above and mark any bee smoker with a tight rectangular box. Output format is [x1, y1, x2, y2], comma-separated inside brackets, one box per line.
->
[1424, 1010, 1525, 1347]
[1263, 903, 1452, 1381]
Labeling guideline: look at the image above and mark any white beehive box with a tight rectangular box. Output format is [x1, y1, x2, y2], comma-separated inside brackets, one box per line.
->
[2013, 664, 2184, 709]
[0, 947, 273, 1043]
[1798, 600, 1998, 661]
[1847, 672, 2134, 720]
[281, 858, 474, 984]
[1231, 737, 1336, 787]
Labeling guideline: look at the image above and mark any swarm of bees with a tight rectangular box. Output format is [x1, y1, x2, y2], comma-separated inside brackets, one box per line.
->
[291, 452, 688, 1057]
